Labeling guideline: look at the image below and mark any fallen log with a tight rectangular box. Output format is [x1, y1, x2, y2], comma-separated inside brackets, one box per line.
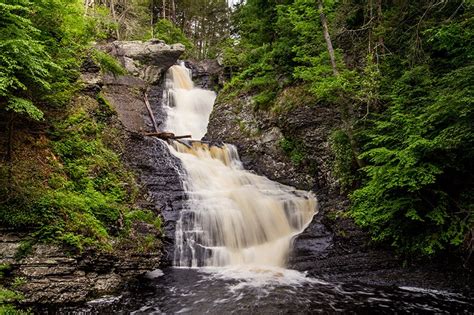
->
[144, 91, 160, 132]
[143, 132, 192, 140]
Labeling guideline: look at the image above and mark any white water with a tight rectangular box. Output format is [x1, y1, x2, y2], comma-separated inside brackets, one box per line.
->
[163, 62, 216, 139]
[162, 63, 318, 271]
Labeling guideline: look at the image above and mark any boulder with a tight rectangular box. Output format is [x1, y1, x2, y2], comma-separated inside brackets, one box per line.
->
[102, 40, 185, 83]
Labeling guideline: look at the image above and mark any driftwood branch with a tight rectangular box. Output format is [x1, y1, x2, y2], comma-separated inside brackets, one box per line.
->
[144, 91, 159, 133]
[143, 132, 191, 140]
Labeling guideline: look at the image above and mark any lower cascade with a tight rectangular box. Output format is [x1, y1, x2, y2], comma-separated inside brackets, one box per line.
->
[163, 63, 318, 268]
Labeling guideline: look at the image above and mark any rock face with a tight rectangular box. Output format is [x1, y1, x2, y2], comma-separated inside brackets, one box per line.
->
[0, 230, 161, 304]
[97, 40, 187, 261]
[101, 40, 185, 83]
[206, 93, 340, 194]
[184, 59, 224, 90]
[0, 40, 186, 305]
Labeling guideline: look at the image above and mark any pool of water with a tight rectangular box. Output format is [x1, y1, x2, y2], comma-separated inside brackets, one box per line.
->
[55, 267, 473, 314]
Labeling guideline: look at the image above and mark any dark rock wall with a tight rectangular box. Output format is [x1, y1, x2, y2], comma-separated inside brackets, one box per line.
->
[100, 41, 187, 264]
[185, 59, 224, 90]
[206, 93, 344, 203]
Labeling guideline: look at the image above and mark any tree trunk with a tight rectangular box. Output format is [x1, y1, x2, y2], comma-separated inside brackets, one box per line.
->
[317, 0, 338, 75]
[110, 0, 120, 39]
[376, 0, 385, 55]
[317, 0, 365, 168]
[162, 0, 166, 19]
[144, 91, 160, 132]
[171, 0, 176, 22]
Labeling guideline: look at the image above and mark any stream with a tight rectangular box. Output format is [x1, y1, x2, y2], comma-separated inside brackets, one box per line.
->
[57, 266, 472, 314]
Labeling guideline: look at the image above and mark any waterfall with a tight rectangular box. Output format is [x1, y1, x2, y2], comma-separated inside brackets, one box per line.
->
[162, 63, 318, 268]
[163, 63, 216, 140]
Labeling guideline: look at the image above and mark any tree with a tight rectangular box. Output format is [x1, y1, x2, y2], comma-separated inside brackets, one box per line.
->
[0, 1, 53, 121]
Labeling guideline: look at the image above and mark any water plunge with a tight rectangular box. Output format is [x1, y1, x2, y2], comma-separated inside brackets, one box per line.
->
[163, 63, 317, 269]
[163, 63, 216, 140]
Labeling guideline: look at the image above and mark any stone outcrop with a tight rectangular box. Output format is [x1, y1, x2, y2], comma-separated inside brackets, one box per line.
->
[101, 39, 185, 83]
[206, 87, 472, 292]
[184, 59, 224, 90]
[93, 40, 187, 257]
[206, 93, 340, 194]
[1, 230, 161, 304]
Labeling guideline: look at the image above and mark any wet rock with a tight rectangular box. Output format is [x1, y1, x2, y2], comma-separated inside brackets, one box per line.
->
[0, 232, 161, 304]
[185, 59, 223, 90]
[80, 57, 102, 96]
[207, 90, 473, 292]
[207, 95, 323, 190]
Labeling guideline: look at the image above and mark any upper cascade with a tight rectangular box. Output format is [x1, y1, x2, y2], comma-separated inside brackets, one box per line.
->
[163, 63, 216, 140]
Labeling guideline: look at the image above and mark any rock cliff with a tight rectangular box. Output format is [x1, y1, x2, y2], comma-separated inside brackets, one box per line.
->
[0, 39, 185, 306]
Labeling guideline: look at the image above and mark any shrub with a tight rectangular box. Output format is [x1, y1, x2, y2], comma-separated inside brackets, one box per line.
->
[154, 19, 193, 50]
[91, 50, 126, 75]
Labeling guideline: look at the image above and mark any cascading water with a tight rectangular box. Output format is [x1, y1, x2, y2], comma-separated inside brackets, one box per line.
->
[163, 63, 317, 269]
[163, 62, 216, 139]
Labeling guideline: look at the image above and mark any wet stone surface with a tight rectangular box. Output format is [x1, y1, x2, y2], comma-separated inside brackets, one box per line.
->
[49, 268, 474, 314]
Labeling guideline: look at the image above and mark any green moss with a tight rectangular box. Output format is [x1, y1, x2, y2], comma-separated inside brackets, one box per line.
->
[271, 85, 317, 114]
[95, 93, 116, 121]
[0, 95, 156, 253]
[0, 286, 28, 314]
[330, 129, 357, 191]
[253, 91, 276, 111]
[11, 278, 26, 289]
[91, 50, 126, 76]
[326, 209, 346, 222]
[14, 242, 33, 261]
[124, 210, 162, 232]
[279, 138, 305, 166]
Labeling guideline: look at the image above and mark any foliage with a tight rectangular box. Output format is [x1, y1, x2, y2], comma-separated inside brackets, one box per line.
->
[0, 1, 53, 120]
[0, 0, 94, 122]
[0, 288, 28, 314]
[279, 138, 305, 166]
[124, 210, 162, 232]
[330, 130, 357, 191]
[0, 95, 153, 252]
[91, 50, 126, 76]
[82, 0, 229, 59]
[349, 3, 474, 256]
[154, 19, 193, 50]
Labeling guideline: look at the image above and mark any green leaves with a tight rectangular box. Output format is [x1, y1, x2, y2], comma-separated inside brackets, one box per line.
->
[6, 97, 44, 120]
[0, 0, 93, 119]
[221, 0, 473, 257]
[154, 19, 193, 50]
[351, 28, 473, 256]
[0, 1, 54, 120]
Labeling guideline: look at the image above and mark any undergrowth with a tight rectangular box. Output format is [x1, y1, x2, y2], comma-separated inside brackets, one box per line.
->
[0, 95, 161, 253]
